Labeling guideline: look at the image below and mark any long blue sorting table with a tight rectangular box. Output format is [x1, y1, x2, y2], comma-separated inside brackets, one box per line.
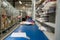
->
[4, 24, 49, 40]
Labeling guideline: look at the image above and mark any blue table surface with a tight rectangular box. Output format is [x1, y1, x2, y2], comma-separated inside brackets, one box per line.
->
[4, 24, 49, 40]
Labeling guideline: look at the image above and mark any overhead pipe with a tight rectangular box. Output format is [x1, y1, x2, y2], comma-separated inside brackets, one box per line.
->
[1, 0, 20, 17]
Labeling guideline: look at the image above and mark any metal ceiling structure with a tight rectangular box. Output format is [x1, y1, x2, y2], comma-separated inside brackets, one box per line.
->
[7, 0, 32, 7]
[7, 0, 32, 2]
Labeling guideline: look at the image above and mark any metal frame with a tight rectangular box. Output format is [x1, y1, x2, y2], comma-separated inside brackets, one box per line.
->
[32, 0, 36, 21]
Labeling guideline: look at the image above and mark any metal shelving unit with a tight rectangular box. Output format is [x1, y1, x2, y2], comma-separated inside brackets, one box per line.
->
[36, 0, 56, 33]
[0, 0, 20, 39]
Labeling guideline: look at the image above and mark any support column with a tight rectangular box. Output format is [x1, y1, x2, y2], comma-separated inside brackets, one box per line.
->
[0, 0, 2, 37]
[55, 0, 60, 40]
[0, 1, 1, 25]
[32, 0, 36, 21]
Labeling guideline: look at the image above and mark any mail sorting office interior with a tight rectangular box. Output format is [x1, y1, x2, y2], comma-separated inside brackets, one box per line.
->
[0, 0, 56, 40]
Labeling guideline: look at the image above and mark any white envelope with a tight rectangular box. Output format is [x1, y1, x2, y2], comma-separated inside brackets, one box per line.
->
[10, 32, 30, 39]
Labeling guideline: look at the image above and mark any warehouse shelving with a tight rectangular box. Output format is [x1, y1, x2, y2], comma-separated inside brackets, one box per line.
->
[0, 0, 20, 38]
[36, 0, 56, 33]
[0, 8, 19, 35]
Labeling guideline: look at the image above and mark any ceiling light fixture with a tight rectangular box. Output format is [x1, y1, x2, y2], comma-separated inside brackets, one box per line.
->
[19, 1, 22, 4]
